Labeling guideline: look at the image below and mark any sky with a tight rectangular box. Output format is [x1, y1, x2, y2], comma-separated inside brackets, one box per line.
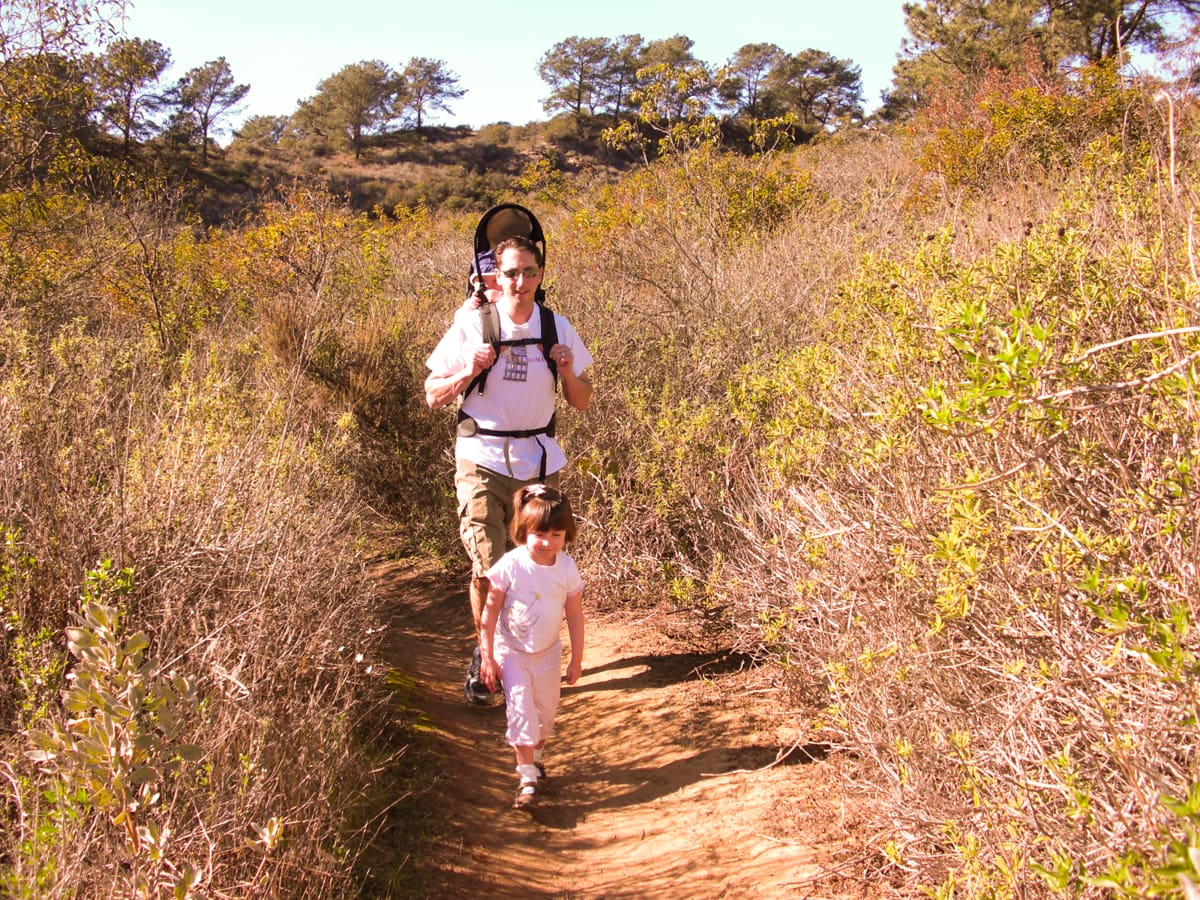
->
[115, 0, 910, 134]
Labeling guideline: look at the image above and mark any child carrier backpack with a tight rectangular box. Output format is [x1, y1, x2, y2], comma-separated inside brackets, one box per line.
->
[463, 203, 559, 400]
[458, 204, 562, 478]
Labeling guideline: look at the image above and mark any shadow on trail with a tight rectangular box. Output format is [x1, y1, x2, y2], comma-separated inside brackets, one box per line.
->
[568, 648, 757, 694]
[529, 742, 831, 830]
[375, 559, 478, 672]
[372, 559, 467, 615]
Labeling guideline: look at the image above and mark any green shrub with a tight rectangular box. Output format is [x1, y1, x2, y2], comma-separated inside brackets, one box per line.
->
[23, 561, 202, 898]
[913, 61, 1149, 195]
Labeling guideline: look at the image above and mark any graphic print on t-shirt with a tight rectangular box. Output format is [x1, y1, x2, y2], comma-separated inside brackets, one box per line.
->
[503, 344, 529, 382]
[504, 594, 539, 641]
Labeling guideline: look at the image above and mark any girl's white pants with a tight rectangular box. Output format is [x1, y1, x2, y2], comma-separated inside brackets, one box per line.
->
[496, 640, 562, 748]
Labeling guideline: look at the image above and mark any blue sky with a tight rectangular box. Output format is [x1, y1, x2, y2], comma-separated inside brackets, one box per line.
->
[117, 0, 910, 132]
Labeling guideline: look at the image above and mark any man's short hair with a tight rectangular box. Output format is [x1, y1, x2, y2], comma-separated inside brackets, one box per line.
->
[494, 235, 544, 268]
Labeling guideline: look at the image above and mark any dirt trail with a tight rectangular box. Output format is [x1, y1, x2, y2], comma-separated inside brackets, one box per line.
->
[376, 560, 869, 899]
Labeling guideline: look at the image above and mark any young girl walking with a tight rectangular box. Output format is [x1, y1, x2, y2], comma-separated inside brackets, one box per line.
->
[479, 483, 584, 809]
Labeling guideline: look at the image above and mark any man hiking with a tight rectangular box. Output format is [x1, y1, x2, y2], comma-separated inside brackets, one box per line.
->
[424, 231, 593, 703]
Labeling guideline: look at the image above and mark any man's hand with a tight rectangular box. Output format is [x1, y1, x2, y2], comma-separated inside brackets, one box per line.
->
[549, 343, 573, 371]
[471, 341, 498, 375]
[423, 342, 497, 409]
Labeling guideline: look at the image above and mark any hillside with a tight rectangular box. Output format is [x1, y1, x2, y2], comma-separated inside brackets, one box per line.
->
[184, 117, 639, 224]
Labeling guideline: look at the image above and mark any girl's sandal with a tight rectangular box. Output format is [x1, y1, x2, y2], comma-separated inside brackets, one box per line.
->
[513, 779, 539, 809]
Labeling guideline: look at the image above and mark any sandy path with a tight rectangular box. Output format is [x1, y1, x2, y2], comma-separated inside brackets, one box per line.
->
[376, 560, 868, 899]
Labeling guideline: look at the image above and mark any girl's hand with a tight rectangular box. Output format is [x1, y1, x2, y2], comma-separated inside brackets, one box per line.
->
[564, 658, 582, 685]
[481, 655, 500, 692]
[463, 278, 500, 310]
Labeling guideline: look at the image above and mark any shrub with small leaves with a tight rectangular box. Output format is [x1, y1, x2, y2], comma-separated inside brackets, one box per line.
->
[25, 560, 203, 898]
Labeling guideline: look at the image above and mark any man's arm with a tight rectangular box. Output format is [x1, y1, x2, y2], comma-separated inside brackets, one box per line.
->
[424, 343, 497, 409]
[560, 367, 593, 412]
[549, 342, 593, 412]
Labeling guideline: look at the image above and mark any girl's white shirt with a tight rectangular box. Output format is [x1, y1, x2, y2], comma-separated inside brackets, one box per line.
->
[486, 545, 583, 654]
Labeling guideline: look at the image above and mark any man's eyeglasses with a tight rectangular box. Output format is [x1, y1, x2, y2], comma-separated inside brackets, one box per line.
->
[500, 266, 541, 280]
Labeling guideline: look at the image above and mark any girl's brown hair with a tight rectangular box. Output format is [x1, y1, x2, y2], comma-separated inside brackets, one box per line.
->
[510, 484, 576, 545]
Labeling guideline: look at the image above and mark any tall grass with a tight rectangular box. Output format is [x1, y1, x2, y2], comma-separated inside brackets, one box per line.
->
[551, 65, 1200, 897]
[0, 183, 446, 896]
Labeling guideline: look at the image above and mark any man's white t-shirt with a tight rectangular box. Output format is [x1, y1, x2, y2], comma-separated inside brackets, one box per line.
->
[486, 545, 584, 654]
[426, 303, 593, 481]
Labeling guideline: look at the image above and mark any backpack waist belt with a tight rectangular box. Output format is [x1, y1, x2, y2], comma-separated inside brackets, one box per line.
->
[456, 409, 557, 439]
[456, 410, 557, 480]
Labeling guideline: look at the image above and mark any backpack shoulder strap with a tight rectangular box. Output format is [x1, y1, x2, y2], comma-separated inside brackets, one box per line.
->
[539, 302, 559, 385]
[479, 299, 501, 346]
[464, 300, 501, 398]
[463, 301, 558, 401]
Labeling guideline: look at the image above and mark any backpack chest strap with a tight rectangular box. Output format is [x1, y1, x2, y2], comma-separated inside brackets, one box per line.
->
[465, 304, 559, 399]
